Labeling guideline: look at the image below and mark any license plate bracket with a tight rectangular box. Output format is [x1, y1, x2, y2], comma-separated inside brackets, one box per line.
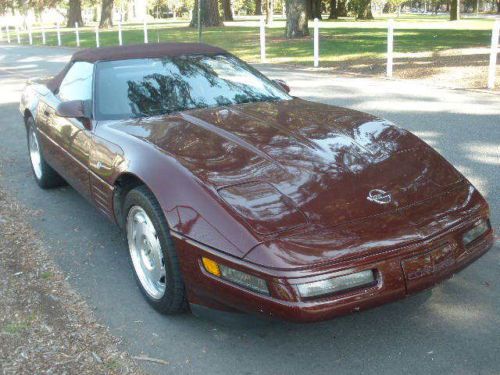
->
[402, 243, 455, 293]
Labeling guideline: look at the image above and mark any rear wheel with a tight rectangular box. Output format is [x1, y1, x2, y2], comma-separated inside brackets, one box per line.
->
[26, 117, 65, 189]
[124, 185, 187, 314]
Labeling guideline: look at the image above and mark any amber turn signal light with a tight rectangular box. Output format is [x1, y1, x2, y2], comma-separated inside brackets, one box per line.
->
[202, 257, 221, 277]
[201, 257, 269, 295]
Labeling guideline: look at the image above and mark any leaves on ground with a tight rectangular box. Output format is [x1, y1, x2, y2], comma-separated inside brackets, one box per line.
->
[0, 184, 144, 375]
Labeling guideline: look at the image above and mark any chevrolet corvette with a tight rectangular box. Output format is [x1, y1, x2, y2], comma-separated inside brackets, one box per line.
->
[19, 43, 493, 322]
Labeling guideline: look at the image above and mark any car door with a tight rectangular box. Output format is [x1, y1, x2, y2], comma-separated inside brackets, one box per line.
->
[38, 61, 94, 200]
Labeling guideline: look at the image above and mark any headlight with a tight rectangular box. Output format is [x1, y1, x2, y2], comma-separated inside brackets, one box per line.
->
[202, 257, 269, 295]
[463, 219, 490, 247]
[297, 270, 376, 299]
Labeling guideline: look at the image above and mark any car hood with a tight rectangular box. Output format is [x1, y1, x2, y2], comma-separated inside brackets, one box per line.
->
[107, 98, 469, 265]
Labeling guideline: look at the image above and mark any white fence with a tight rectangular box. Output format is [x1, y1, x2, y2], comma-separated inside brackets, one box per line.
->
[487, 20, 500, 89]
[1, 18, 499, 89]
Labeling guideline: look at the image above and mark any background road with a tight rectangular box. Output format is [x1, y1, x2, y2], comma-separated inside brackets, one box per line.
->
[1, 44, 499, 375]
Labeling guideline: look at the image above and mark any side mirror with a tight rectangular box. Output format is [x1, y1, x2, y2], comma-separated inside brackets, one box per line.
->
[56, 100, 87, 118]
[274, 79, 290, 94]
[56, 100, 92, 130]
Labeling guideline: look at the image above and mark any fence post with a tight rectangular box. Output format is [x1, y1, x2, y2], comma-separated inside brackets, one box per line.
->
[387, 19, 394, 78]
[260, 16, 266, 63]
[118, 20, 123, 45]
[41, 25, 46, 44]
[6, 25, 10, 43]
[28, 26, 33, 45]
[313, 18, 319, 68]
[143, 19, 148, 43]
[16, 25, 20, 44]
[56, 22, 61, 46]
[75, 22, 80, 47]
[487, 20, 499, 90]
[95, 24, 100, 47]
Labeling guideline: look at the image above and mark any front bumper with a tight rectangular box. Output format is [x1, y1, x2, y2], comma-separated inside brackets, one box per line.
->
[172, 219, 494, 323]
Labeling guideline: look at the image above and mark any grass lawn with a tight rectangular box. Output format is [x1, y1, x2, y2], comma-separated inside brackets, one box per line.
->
[6, 15, 497, 65]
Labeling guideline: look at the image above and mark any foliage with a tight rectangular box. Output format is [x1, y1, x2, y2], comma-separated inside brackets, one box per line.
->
[387, 0, 406, 8]
[349, 0, 374, 19]
[233, 0, 256, 15]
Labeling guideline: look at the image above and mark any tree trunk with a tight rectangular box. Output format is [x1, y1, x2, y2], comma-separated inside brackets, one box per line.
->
[99, 0, 114, 27]
[337, 0, 347, 16]
[67, 0, 83, 27]
[285, 0, 309, 38]
[223, 0, 234, 20]
[255, 0, 263, 15]
[190, 0, 223, 27]
[310, 0, 322, 19]
[329, 0, 338, 18]
[266, 0, 274, 24]
[353, 0, 374, 19]
[450, 0, 459, 20]
[496, 0, 499, 13]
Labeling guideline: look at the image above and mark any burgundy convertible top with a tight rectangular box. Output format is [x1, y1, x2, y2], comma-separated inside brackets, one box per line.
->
[47, 43, 227, 92]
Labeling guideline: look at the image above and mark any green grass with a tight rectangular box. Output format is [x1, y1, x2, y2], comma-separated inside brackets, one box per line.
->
[2, 321, 32, 335]
[6, 16, 495, 65]
[41, 271, 54, 280]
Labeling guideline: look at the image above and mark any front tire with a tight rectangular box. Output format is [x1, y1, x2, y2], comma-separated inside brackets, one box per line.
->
[124, 185, 187, 314]
[26, 116, 65, 189]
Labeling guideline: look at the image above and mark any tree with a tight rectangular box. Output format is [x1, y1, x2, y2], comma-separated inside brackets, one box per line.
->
[233, 0, 256, 14]
[350, 0, 374, 19]
[148, 0, 169, 19]
[388, 0, 406, 15]
[100, 0, 114, 27]
[336, 0, 347, 16]
[190, 0, 222, 27]
[450, 0, 459, 19]
[255, 0, 263, 14]
[67, 0, 84, 27]
[285, 0, 309, 38]
[307, 0, 321, 18]
[265, 0, 274, 23]
[223, 0, 234, 20]
[329, 0, 337, 18]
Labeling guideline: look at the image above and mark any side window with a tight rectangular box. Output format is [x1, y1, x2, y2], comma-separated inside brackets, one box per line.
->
[57, 62, 94, 102]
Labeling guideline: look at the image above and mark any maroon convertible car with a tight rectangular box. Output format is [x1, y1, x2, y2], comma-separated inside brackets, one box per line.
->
[20, 43, 493, 322]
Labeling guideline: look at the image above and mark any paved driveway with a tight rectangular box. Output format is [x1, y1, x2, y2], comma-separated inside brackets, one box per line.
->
[0, 44, 499, 375]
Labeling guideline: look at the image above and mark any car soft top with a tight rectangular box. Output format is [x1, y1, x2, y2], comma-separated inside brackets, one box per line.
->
[46, 42, 227, 93]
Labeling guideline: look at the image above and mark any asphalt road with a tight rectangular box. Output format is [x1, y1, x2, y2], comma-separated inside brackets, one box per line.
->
[1, 44, 499, 375]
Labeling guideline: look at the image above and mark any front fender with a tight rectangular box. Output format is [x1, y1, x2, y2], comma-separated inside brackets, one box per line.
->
[93, 123, 259, 259]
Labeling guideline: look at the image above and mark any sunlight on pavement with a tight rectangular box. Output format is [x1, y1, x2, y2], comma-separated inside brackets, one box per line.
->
[454, 164, 490, 197]
[0, 80, 22, 105]
[410, 130, 441, 148]
[465, 143, 500, 166]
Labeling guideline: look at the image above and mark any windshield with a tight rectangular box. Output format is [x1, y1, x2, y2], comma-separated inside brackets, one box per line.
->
[94, 54, 291, 120]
